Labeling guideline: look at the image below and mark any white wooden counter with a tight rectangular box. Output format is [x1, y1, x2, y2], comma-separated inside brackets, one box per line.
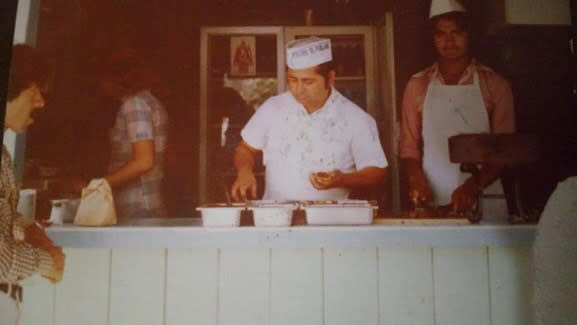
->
[18, 219, 536, 325]
[44, 218, 535, 248]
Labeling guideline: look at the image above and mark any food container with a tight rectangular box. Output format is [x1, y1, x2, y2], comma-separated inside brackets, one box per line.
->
[196, 203, 246, 227]
[303, 200, 377, 225]
[49, 198, 80, 225]
[248, 203, 297, 227]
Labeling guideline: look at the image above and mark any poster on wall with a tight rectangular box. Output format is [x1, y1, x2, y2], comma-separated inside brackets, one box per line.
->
[230, 36, 256, 76]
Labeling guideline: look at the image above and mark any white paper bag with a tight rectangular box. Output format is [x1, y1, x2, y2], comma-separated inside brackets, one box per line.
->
[74, 179, 117, 226]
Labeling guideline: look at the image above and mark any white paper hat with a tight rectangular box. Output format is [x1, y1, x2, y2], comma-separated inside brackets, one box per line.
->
[286, 36, 332, 70]
[429, 0, 466, 18]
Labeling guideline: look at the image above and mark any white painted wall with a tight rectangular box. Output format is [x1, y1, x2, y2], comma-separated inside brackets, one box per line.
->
[19, 246, 533, 325]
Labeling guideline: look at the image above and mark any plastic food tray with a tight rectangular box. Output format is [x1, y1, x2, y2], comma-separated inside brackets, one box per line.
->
[248, 203, 296, 227]
[196, 204, 245, 227]
[303, 201, 376, 225]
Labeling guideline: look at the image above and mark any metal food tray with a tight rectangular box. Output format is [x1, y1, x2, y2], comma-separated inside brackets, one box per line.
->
[247, 201, 298, 227]
[302, 200, 377, 225]
[196, 203, 246, 227]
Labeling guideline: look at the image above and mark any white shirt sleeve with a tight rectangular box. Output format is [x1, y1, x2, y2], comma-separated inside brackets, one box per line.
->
[240, 98, 275, 150]
[351, 113, 388, 170]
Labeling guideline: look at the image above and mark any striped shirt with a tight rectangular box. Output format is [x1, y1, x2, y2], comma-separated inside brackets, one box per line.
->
[1, 146, 53, 283]
[109, 90, 168, 219]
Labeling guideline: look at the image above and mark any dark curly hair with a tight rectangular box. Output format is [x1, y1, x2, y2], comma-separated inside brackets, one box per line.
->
[95, 47, 161, 98]
[7, 44, 51, 101]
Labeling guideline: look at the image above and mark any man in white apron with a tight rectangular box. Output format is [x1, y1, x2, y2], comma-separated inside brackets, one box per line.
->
[231, 37, 388, 201]
[399, 0, 515, 219]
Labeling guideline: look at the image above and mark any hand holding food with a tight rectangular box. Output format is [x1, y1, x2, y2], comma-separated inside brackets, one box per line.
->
[309, 170, 343, 190]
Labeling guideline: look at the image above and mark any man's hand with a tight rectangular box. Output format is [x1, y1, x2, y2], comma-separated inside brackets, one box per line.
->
[407, 171, 433, 208]
[451, 178, 480, 213]
[309, 170, 343, 190]
[404, 159, 433, 208]
[43, 246, 65, 284]
[25, 224, 66, 283]
[231, 169, 257, 202]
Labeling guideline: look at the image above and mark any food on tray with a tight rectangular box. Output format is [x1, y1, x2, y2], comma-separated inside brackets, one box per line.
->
[249, 204, 295, 227]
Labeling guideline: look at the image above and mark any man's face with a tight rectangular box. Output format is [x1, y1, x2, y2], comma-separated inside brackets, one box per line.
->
[433, 17, 469, 61]
[6, 84, 45, 133]
[287, 66, 334, 112]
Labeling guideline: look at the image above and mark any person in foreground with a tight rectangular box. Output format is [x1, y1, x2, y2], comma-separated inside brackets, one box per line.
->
[1, 44, 65, 325]
[532, 173, 577, 324]
[231, 36, 388, 202]
[399, 0, 515, 217]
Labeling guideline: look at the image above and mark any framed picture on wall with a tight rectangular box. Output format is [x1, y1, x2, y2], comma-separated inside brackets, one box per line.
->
[230, 36, 256, 76]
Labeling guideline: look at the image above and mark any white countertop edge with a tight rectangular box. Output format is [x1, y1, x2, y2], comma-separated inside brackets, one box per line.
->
[46, 218, 537, 248]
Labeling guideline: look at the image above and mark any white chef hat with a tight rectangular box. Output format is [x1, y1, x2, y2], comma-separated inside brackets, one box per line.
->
[286, 36, 332, 70]
[429, 0, 466, 18]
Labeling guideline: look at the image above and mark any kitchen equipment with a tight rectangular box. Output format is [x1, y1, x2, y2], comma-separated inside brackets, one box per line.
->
[248, 202, 296, 227]
[49, 198, 80, 225]
[196, 203, 245, 227]
[448, 133, 540, 223]
[302, 200, 376, 225]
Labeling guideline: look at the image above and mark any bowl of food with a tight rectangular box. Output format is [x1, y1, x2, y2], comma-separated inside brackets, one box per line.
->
[196, 203, 246, 227]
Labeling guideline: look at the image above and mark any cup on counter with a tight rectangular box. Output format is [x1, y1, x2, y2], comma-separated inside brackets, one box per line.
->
[49, 198, 80, 225]
[17, 189, 37, 219]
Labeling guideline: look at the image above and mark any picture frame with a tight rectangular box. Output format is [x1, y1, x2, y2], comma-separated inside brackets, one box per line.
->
[230, 36, 256, 76]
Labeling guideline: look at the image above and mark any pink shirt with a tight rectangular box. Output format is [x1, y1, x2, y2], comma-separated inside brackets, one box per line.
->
[399, 60, 515, 160]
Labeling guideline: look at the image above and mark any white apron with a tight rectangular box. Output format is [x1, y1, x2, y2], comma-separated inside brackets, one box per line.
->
[422, 72, 507, 219]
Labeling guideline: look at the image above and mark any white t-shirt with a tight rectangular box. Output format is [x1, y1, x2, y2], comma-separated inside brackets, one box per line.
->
[241, 88, 387, 200]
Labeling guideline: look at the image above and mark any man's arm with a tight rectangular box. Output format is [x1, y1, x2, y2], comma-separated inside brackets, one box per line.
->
[231, 141, 259, 201]
[402, 158, 433, 206]
[0, 200, 64, 283]
[310, 166, 387, 190]
[452, 164, 504, 212]
[104, 140, 155, 187]
[452, 71, 515, 212]
[65, 140, 155, 192]
[399, 76, 433, 207]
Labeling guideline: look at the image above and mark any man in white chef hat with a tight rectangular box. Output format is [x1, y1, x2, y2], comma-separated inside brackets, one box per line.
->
[399, 0, 515, 217]
[231, 36, 388, 201]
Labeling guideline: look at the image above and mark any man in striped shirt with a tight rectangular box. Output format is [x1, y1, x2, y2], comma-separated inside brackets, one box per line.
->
[1, 45, 65, 324]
